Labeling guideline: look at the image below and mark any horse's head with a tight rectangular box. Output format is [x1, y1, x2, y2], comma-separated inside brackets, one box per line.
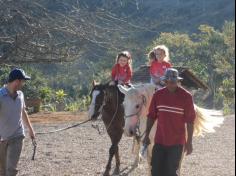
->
[88, 81, 106, 120]
[118, 84, 153, 137]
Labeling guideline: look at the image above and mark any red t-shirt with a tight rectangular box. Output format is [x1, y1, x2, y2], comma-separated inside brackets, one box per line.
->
[150, 60, 172, 77]
[111, 64, 132, 84]
[148, 87, 196, 146]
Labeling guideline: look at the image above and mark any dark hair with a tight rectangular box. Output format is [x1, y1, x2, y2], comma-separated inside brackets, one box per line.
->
[116, 51, 131, 63]
[115, 51, 133, 72]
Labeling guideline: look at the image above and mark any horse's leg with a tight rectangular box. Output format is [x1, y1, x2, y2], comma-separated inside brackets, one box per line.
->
[104, 143, 117, 176]
[131, 138, 140, 168]
[113, 130, 123, 175]
[113, 146, 120, 175]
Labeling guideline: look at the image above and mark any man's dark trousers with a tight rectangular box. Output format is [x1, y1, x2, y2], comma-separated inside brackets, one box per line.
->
[151, 144, 184, 176]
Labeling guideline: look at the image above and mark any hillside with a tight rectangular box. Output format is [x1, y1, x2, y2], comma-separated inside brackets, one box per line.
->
[0, 0, 235, 111]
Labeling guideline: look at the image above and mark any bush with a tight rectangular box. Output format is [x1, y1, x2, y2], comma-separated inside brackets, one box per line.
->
[65, 96, 91, 112]
[39, 87, 53, 104]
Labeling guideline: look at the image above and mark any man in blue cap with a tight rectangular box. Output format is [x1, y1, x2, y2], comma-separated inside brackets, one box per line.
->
[144, 68, 196, 176]
[0, 68, 35, 176]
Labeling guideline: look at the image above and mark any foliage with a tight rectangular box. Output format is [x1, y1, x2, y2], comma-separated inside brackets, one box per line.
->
[65, 96, 91, 112]
[0, 0, 147, 64]
[148, 21, 235, 112]
[0, 67, 11, 86]
[55, 89, 67, 103]
[0, 1, 234, 113]
[39, 87, 53, 104]
[22, 67, 48, 99]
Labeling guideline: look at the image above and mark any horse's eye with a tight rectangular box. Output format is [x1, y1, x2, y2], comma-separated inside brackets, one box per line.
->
[136, 105, 140, 109]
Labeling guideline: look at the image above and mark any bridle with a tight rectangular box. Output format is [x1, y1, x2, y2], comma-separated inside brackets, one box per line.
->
[90, 88, 105, 117]
[124, 95, 147, 119]
[124, 95, 147, 140]
[91, 102, 104, 115]
[91, 86, 120, 133]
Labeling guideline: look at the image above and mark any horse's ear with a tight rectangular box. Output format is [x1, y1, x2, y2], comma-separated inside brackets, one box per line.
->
[117, 85, 128, 95]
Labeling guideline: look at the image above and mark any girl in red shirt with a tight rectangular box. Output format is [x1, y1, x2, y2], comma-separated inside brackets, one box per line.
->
[149, 45, 172, 88]
[111, 51, 132, 85]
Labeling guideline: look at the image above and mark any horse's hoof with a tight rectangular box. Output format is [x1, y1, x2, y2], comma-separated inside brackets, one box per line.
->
[103, 171, 110, 176]
[113, 167, 120, 175]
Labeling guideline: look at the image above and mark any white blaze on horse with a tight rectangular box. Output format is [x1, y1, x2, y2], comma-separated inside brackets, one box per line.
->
[118, 83, 224, 174]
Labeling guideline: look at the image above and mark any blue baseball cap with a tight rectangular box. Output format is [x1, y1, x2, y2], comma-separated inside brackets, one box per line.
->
[8, 68, 31, 82]
[161, 68, 183, 82]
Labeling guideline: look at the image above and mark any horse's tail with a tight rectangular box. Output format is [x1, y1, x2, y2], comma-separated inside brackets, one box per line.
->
[194, 105, 224, 137]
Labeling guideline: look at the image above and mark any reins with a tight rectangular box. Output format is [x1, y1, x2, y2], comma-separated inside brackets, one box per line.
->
[91, 87, 120, 135]
[35, 119, 92, 135]
[104, 89, 119, 132]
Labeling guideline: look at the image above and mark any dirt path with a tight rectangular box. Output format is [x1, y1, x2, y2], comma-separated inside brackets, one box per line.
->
[17, 112, 235, 176]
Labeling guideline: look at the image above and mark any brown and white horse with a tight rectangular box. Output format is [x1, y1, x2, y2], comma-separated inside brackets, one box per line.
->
[88, 82, 125, 176]
[118, 83, 224, 175]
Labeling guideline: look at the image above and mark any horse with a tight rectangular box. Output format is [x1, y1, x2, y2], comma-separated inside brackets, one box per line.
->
[88, 81, 125, 176]
[118, 83, 224, 175]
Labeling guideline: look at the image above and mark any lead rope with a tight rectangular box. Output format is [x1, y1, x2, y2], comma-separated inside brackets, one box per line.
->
[35, 119, 92, 135]
[31, 138, 37, 161]
[105, 90, 119, 132]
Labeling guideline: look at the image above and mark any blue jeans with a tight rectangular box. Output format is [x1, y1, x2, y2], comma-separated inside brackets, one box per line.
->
[0, 136, 24, 176]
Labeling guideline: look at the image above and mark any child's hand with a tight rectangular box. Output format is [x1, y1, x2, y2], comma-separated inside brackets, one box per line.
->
[118, 80, 124, 85]
[152, 76, 161, 85]
[109, 81, 115, 86]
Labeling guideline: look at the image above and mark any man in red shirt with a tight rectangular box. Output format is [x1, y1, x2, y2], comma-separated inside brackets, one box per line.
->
[143, 68, 196, 176]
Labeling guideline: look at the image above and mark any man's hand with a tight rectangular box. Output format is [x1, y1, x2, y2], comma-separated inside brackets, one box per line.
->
[143, 135, 151, 146]
[185, 142, 193, 155]
[186, 123, 194, 156]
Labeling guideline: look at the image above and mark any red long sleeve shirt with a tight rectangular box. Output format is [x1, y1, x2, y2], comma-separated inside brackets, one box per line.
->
[111, 64, 132, 84]
[148, 87, 196, 146]
[150, 60, 172, 77]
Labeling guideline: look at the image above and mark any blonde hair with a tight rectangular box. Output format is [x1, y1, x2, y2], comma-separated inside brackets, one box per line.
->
[152, 45, 170, 62]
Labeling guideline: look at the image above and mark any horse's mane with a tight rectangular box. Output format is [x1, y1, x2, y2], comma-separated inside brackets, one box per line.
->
[129, 83, 155, 95]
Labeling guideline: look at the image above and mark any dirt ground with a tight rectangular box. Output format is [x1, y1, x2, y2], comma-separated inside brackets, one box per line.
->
[17, 112, 235, 176]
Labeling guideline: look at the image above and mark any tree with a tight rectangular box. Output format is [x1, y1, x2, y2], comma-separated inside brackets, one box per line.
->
[0, 0, 143, 64]
[147, 21, 235, 110]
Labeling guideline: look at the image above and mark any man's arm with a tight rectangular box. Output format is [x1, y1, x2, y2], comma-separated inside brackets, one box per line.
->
[143, 94, 157, 145]
[185, 123, 194, 155]
[143, 118, 156, 145]
[22, 109, 35, 139]
[184, 95, 196, 156]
